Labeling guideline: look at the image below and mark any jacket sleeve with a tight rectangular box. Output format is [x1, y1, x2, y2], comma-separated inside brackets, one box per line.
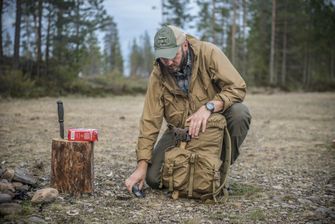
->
[207, 43, 247, 111]
[136, 69, 164, 163]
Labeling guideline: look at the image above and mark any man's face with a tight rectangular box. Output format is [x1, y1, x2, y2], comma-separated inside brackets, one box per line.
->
[160, 43, 187, 73]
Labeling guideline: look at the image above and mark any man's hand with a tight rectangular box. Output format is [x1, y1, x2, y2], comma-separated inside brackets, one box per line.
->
[186, 100, 224, 138]
[186, 105, 211, 138]
[125, 160, 148, 193]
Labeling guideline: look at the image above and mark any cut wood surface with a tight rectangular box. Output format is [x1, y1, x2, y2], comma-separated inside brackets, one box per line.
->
[51, 139, 94, 194]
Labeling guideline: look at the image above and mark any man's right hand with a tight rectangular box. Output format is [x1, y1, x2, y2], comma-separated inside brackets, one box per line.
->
[124, 160, 148, 193]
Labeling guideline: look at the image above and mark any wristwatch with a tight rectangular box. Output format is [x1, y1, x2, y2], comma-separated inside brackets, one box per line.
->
[205, 102, 215, 113]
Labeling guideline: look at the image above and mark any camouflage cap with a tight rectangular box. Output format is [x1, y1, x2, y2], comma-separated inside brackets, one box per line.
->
[154, 25, 186, 59]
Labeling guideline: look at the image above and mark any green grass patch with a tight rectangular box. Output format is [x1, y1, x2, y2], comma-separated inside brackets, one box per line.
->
[21, 200, 33, 216]
[248, 209, 266, 222]
[281, 194, 296, 203]
[183, 217, 202, 224]
[229, 182, 262, 198]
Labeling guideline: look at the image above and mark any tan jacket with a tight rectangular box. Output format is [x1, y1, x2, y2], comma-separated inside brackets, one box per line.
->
[136, 35, 246, 162]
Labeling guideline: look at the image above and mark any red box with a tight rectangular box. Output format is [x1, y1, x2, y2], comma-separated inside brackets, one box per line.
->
[68, 128, 98, 142]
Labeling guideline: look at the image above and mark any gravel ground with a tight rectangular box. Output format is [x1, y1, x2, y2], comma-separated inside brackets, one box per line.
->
[0, 92, 334, 223]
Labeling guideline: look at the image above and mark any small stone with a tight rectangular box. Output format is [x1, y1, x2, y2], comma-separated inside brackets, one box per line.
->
[28, 216, 47, 224]
[66, 209, 79, 216]
[104, 180, 114, 186]
[297, 198, 312, 205]
[0, 182, 15, 192]
[0, 193, 13, 203]
[231, 202, 242, 209]
[303, 210, 315, 217]
[16, 184, 29, 192]
[12, 181, 23, 188]
[1, 168, 15, 181]
[272, 185, 283, 190]
[0, 203, 22, 215]
[0, 178, 9, 183]
[31, 188, 59, 204]
[87, 208, 94, 213]
[13, 168, 37, 185]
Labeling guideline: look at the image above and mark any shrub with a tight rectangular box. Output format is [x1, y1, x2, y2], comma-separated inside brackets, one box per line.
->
[0, 70, 36, 97]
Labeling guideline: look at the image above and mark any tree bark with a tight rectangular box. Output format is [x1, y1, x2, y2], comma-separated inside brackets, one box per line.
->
[51, 139, 94, 195]
[269, 0, 276, 85]
[211, 0, 216, 44]
[281, 6, 287, 86]
[45, 5, 52, 76]
[242, 0, 247, 76]
[0, 0, 3, 62]
[14, 0, 22, 68]
[231, 0, 237, 65]
[36, 0, 43, 77]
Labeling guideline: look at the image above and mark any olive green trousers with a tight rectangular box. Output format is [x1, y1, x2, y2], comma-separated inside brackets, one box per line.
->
[146, 103, 251, 189]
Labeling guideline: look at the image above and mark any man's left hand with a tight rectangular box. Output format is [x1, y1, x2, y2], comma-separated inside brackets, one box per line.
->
[186, 105, 211, 138]
[186, 100, 224, 138]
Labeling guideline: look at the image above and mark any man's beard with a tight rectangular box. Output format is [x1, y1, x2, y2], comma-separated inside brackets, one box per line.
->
[166, 49, 188, 74]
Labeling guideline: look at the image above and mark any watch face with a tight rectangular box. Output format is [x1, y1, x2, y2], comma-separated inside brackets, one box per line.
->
[206, 102, 215, 112]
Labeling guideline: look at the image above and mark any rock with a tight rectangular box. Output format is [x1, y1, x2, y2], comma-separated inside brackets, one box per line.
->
[0, 178, 9, 183]
[12, 181, 23, 188]
[0, 182, 15, 192]
[16, 184, 29, 192]
[31, 188, 58, 204]
[297, 198, 312, 205]
[13, 168, 37, 185]
[66, 209, 80, 216]
[0, 203, 22, 215]
[272, 185, 283, 190]
[28, 216, 47, 224]
[0, 193, 13, 203]
[12, 182, 29, 192]
[231, 202, 242, 209]
[1, 168, 15, 181]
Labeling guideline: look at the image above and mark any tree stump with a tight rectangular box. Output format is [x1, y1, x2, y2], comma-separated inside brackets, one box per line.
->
[51, 139, 94, 195]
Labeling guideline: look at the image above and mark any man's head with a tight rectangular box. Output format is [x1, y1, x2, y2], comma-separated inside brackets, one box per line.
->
[154, 25, 188, 73]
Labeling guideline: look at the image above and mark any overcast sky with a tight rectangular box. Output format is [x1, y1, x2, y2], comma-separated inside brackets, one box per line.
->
[104, 1, 199, 73]
[103, 0, 162, 70]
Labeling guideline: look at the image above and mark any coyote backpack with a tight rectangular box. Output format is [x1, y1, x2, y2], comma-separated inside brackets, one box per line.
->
[160, 113, 231, 202]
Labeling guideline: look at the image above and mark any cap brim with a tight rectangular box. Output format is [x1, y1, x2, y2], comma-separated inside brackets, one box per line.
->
[154, 46, 179, 59]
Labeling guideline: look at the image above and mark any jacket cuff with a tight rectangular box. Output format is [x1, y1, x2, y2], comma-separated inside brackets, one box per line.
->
[213, 93, 232, 112]
[136, 149, 152, 163]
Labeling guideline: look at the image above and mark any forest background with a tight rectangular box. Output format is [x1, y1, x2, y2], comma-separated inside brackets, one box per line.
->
[0, 0, 334, 97]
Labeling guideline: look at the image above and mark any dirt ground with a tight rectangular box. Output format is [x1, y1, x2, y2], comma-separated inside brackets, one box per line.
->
[0, 92, 334, 223]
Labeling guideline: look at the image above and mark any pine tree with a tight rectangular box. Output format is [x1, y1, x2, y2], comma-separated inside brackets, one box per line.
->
[129, 38, 142, 78]
[103, 19, 124, 75]
[139, 31, 154, 77]
[13, 0, 22, 68]
[80, 32, 102, 76]
[196, 0, 230, 50]
[162, 0, 193, 28]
